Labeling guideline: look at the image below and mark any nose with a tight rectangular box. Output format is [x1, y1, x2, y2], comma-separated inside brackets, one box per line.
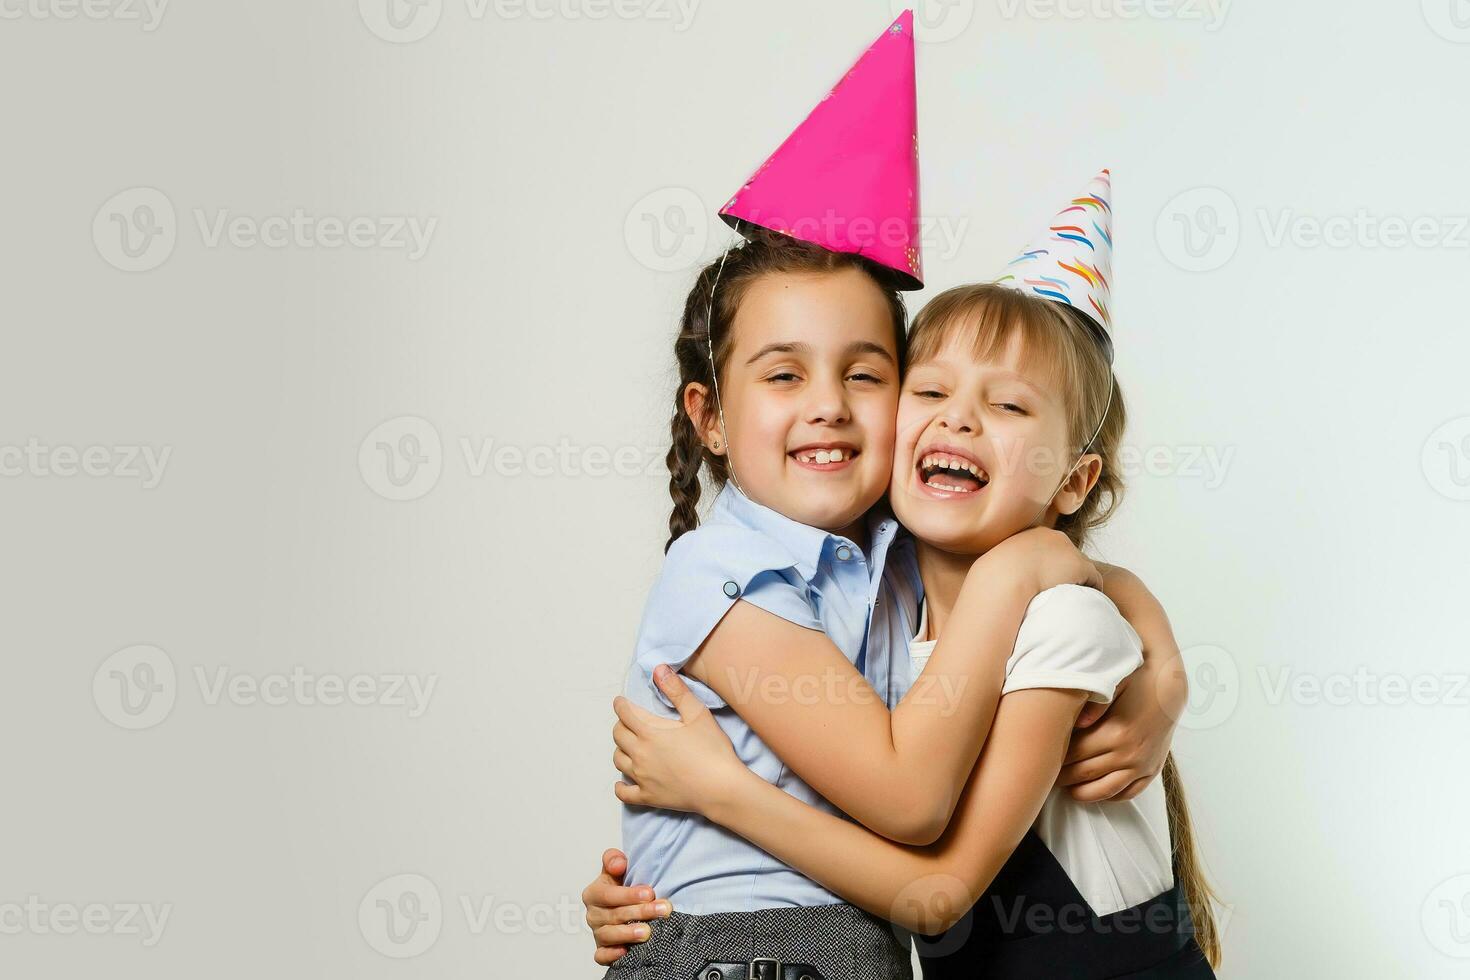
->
[936, 407, 978, 434]
[805, 375, 851, 426]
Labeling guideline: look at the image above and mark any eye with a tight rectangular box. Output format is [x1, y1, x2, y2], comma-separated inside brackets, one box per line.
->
[847, 371, 885, 384]
[994, 402, 1028, 415]
[911, 388, 946, 400]
[764, 371, 801, 383]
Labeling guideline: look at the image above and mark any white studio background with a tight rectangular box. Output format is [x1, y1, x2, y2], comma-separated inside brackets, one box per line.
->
[2, 1, 1467, 977]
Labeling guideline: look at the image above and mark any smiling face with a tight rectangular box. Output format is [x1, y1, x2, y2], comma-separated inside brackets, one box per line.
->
[688, 266, 902, 537]
[890, 293, 1106, 558]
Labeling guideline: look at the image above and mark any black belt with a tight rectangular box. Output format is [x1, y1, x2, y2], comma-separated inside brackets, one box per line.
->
[690, 959, 825, 980]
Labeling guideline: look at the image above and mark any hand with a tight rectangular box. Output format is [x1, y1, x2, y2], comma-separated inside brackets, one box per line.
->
[612, 665, 746, 815]
[581, 847, 671, 966]
[979, 527, 1102, 595]
[1058, 653, 1188, 801]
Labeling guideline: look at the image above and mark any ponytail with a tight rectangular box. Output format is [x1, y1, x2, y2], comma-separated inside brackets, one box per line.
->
[1163, 755, 1222, 969]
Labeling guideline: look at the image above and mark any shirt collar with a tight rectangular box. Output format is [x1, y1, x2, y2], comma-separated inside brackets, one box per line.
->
[711, 483, 846, 581]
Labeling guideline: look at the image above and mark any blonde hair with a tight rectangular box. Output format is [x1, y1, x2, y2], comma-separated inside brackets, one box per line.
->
[907, 282, 1222, 969]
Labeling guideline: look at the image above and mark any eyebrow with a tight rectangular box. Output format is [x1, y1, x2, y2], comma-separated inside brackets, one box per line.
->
[745, 340, 897, 366]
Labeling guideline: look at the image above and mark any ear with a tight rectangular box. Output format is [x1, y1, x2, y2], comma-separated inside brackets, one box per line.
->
[681, 382, 725, 455]
[1053, 453, 1103, 517]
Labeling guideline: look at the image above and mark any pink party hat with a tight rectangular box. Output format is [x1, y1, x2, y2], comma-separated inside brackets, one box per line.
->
[996, 169, 1115, 352]
[719, 11, 923, 289]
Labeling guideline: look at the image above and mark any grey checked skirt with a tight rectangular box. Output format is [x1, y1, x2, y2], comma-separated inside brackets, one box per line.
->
[603, 903, 913, 980]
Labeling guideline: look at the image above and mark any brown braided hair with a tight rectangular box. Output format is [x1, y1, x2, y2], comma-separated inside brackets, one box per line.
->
[665, 230, 908, 551]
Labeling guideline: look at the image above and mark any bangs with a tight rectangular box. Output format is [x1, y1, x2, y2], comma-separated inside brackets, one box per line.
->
[906, 283, 1083, 398]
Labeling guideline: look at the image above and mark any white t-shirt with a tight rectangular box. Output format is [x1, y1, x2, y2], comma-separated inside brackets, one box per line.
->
[908, 584, 1174, 916]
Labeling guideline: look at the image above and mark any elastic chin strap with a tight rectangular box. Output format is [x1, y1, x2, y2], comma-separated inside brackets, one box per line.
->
[704, 221, 745, 497]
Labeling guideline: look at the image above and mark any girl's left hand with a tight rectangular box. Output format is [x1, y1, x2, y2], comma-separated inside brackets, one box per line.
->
[1057, 652, 1187, 801]
[612, 665, 745, 815]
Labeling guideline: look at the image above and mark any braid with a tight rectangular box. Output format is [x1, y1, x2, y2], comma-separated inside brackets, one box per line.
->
[665, 402, 705, 552]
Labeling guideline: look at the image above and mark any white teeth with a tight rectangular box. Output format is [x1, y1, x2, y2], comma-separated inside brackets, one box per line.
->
[920, 452, 985, 480]
[798, 448, 848, 464]
[816, 450, 832, 464]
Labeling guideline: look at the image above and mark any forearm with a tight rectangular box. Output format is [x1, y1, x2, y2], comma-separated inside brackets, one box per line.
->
[704, 688, 1083, 934]
[697, 574, 1038, 845]
[704, 770, 967, 933]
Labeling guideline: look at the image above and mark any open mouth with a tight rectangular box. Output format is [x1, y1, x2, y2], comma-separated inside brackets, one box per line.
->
[917, 449, 989, 494]
[790, 444, 859, 471]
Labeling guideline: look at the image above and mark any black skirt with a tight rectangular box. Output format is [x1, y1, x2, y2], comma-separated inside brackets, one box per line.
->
[915, 830, 1216, 980]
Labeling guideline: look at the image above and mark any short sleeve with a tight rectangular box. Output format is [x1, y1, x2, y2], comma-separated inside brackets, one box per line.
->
[1003, 585, 1143, 704]
[632, 524, 822, 710]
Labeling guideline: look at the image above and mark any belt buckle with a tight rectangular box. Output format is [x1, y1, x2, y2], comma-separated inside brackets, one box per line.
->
[747, 958, 781, 980]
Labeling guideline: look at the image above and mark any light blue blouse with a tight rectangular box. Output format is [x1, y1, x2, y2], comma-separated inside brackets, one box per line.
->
[620, 483, 922, 913]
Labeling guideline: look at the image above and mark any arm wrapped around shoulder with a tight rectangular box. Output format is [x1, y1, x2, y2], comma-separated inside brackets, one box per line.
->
[633, 524, 820, 711]
[1003, 584, 1144, 703]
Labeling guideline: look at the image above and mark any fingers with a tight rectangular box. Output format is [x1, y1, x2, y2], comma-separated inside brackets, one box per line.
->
[584, 880, 655, 918]
[612, 721, 637, 753]
[653, 664, 706, 722]
[614, 748, 634, 778]
[1112, 775, 1154, 801]
[1073, 700, 1108, 729]
[595, 921, 654, 948]
[1063, 719, 1124, 764]
[1057, 750, 1123, 786]
[594, 946, 628, 967]
[601, 848, 628, 879]
[1066, 768, 1136, 803]
[612, 696, 644, 733]
[614, 780, 645, 807]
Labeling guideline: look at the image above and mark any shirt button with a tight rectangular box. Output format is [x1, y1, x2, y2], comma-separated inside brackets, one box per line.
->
[836, 546, 853, 561]
[723, 581, 740, 598]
